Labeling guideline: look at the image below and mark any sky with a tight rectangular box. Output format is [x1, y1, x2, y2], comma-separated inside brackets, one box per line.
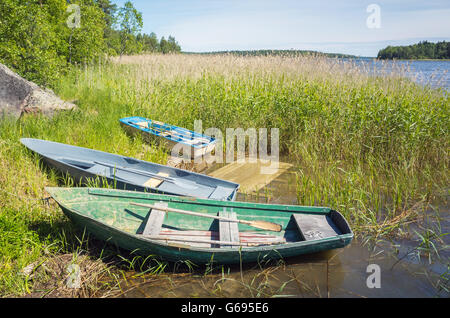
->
[111, 0, 450, 57]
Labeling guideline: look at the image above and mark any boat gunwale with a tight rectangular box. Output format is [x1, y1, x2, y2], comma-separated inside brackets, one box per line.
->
[86, 187, 330, 213]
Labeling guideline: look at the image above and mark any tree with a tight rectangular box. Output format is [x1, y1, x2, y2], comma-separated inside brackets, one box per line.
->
[377, 41, 450, 60]
[159, 36, 168, 54]
[0, 0, 64, 86]
[95, 0, 117, 28]
[137, 32, 159, 52]
[65, 1, 107, 65]
[167, 36, 181, 53]
[116, 1, 143, 56]
[0, 0, 182, 87]
[0, 0, 107, 87]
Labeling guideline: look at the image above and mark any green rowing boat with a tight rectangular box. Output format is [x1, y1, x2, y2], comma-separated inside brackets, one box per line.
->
[47, 187, 353, 264]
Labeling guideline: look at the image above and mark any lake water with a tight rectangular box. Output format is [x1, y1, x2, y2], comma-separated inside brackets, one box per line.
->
[350, 59, 450, 91]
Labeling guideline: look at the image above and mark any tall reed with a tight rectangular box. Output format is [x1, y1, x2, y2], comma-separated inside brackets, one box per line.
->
[57, 53, 448, 237]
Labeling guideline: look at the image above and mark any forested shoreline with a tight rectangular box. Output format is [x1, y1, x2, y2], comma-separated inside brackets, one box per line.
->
[0, 0, 181, 87]
[377, 41, 450, 60]
[187, 49, 359, 58]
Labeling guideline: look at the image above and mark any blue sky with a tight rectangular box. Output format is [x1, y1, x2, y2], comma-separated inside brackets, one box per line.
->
[111, 0, 450, 57]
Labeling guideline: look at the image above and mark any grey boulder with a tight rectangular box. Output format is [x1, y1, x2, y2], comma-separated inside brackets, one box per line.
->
[0, 63, 76, 119]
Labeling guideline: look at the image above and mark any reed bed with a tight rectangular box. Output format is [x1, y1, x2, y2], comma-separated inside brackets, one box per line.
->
[69, 53, 448, 228]
[0, 53, 448, 296]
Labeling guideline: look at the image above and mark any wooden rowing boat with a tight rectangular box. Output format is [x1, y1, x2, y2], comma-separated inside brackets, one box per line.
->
[21, 138, 239, 201]
[119, 116, 216, 159]
[46, 187, 354, 265]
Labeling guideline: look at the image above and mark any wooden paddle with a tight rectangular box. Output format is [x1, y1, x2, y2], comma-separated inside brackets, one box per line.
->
[130, 202, 283, 232]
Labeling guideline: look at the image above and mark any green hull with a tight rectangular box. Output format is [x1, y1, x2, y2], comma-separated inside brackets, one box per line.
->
[47, 187, 353, 265]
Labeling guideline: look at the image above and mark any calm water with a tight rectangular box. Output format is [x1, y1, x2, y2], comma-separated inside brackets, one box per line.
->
[350, 58, 450, 91]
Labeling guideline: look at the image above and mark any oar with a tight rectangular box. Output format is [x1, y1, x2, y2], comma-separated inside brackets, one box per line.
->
[130, 202, 283, 232]
[93, 161, 199, 190]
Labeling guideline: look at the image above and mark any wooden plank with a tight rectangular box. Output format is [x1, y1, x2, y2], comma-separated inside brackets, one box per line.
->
[219, 208, 231, 242]
[160, 229, 280, 239]
[142, 172, 169, 188]
[135, 121, 149, 129]
[145, 235, 284, 247]
[158, 230, 285, 244]
[143, 178, 164, 188]
[208, 159, 293, 193]
[142, 202, 168, 236]
[156, 235, 214, 248]
[293, 214, 341, 241]
[219, 208, 240, 248]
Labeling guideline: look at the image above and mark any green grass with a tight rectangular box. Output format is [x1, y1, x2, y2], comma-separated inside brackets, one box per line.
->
[0, 53, 448, 296]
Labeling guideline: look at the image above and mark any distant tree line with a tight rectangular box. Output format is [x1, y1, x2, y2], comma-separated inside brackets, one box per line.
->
[377, 41, 450, 60]
[0, 0, 181, 87]
[188, 49, 358, 59]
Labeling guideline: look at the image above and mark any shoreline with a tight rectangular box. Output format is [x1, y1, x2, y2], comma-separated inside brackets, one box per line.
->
[377, 58, 450, 61]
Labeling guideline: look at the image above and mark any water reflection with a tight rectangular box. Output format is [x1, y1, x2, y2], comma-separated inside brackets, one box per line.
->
[117, 237, 447, 298]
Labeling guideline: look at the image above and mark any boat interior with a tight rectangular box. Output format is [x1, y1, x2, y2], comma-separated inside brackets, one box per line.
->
[124, 117, 213, 147]
[134, 205, 351, 248]
[59, 157, 237, 200]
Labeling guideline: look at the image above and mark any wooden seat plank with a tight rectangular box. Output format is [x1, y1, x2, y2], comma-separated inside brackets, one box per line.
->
[219, 208, 240, 248]
[142, 202, 168, 236]
[142, 172, 170, 188]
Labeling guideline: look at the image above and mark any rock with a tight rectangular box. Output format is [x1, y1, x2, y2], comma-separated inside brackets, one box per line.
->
[0, 63, 76, 119]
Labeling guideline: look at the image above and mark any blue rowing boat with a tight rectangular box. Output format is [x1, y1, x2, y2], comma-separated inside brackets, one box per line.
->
[20, 138, 239, 201]
[119, 116, 216, 158]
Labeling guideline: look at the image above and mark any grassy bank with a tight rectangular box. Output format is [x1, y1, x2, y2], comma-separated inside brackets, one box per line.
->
[0, 53, 448, 296]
